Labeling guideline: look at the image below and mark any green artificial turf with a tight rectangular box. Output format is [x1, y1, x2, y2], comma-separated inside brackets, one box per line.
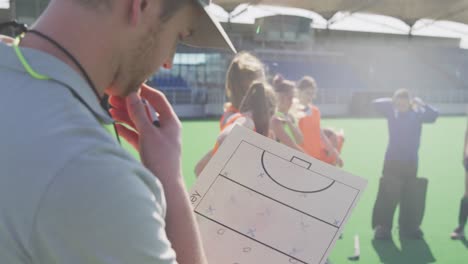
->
[125, 117, 468, 263]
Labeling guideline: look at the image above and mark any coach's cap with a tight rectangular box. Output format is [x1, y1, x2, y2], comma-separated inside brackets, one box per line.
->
[182, 0, 237, 53]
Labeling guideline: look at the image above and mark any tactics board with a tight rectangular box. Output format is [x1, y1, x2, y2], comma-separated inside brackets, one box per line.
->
[190, 126, 367, 264]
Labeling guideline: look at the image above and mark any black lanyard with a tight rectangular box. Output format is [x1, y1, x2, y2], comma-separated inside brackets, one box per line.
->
[25, 29, 121, 144]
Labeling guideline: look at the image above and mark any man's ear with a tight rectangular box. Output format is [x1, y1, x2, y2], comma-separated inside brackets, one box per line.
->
[129, 0, 149, 26]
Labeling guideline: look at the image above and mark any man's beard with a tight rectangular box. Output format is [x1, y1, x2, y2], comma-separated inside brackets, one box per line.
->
[113, 23, 162, 96]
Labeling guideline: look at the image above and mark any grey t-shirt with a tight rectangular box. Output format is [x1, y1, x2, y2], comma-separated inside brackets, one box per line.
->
[0, 43, 177, 263]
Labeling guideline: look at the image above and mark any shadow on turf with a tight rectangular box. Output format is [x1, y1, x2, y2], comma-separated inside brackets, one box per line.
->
[461, 238, 468, 248]
[372, 238, 436, 264]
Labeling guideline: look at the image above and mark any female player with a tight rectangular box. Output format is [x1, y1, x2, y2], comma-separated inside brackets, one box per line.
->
[195, 81, 276, 176]
[294, 76, 343, 167]
[195, 52, 265, 176]
[220, 52, 266, 129]
[270, 75, 303, 152]
[214, 81, 276, 153]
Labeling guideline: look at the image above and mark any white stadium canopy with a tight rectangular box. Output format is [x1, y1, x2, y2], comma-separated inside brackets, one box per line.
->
[211, 0, 468, 47]
[215, 0, 468, 25]
[0, 0, 9, 9]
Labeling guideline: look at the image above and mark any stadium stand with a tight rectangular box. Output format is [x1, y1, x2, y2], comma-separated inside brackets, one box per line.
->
[8, 0, 468, 117]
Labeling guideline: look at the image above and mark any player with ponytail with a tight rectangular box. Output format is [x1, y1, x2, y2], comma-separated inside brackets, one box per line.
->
[195, 81, 276, 176]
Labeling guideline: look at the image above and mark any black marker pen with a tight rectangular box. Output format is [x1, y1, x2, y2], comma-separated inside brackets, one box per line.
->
[142, 99, 160, 127]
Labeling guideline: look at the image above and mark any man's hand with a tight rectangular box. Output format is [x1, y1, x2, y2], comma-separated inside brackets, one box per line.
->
[110, 85, 207, 264]
[331, 148, 343, 168]
[275, 115, 290, 123]
[0, 34, 14, 45]
[336, 155, 344, 168]
[109, 84, 182, 183]
[413, 97, 426, 107]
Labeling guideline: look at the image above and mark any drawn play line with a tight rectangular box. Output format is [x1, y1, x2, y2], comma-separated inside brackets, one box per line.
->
[195, 212, 308, 264]
[220, 174, 340, 229]
[290, 156, 311, 169]
[241, 140, 360, 192]
[261, 151, 335, 194]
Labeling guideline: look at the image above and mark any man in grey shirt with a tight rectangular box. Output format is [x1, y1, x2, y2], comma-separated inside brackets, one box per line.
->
[0, 0, 235, 263]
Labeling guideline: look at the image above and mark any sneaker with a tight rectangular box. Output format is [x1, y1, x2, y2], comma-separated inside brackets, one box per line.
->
[374, 225, 392, 240]
[400, 228, 424, 240]
[451, 226, 465, 240]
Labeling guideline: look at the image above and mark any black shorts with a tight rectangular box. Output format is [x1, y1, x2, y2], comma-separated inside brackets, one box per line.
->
[383, 160, 418, 180]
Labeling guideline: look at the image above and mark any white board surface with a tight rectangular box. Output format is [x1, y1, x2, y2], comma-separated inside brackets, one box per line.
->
[190, 125, 368, 264]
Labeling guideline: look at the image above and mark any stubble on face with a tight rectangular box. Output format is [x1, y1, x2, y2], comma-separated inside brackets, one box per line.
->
[108, 4, 196, 96]
[119, 21, 163, 96]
